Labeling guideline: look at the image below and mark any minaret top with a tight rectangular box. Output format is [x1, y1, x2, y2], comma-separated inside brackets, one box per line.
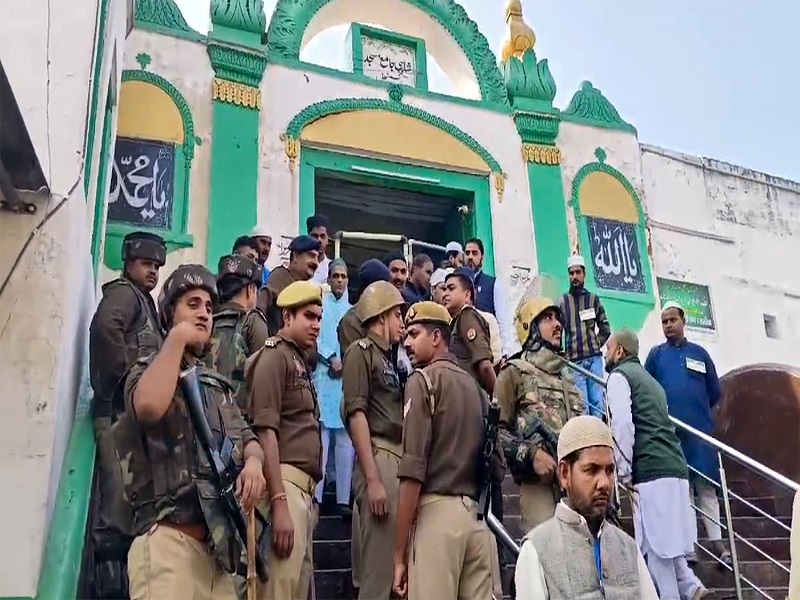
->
[501, 0, 537, 63]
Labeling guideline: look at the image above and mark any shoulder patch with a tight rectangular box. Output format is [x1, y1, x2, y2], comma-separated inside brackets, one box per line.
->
[357, 339, 369, 349]
[264, 336, 280, 348]
[403, 398, 412, 419]
[467, 328, 477, 341]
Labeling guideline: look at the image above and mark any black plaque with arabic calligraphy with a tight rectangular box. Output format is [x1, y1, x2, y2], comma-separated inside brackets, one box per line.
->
[107, 137, 175, 230]
[586, 217, 646, 294]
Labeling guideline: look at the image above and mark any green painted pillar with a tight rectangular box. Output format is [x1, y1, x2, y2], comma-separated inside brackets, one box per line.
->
[502, 45, 571, 295]
[205, 0, 267, 267]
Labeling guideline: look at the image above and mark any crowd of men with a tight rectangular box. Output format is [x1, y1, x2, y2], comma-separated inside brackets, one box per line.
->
[86, 213, 738, 600]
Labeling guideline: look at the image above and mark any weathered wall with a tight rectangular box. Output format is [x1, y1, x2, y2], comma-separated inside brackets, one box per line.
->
[641, 145, 800, 375]
[98, 29, 214, 290]
[0, 0, 125, 594]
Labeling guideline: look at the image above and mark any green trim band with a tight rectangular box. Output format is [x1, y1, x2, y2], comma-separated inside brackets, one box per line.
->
[266, 0, 509, 108]
[285, 96, 503, 173]
[83, 0, 111, 197]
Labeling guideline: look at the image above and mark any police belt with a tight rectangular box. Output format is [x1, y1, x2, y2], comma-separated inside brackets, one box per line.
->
[158, 520, 209, 543]
[372, 437, 402, 459]
[280, 463, 316, 496]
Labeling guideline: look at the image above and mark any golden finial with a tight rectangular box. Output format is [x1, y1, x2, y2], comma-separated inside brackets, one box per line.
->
[501, 0, 536, 64]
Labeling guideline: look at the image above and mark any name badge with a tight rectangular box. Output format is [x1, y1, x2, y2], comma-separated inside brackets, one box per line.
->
[686, 357, 706, 374]
[579, 308, 596, 322]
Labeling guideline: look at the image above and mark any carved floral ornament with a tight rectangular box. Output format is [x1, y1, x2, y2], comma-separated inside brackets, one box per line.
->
[522, 143, 561, 165]
[212, 78, 261, 109]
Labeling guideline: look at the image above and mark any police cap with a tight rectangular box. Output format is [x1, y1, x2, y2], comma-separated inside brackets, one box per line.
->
[217, 254, 262, 286]
[288, 235, 322, 255]
[277, 280, 323, 309]
[122, 231, 167, 267]
[405, 301, 451, 327]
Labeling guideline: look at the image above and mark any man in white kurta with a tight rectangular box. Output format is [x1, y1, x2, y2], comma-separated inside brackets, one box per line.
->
[514, 416, 658, 600]
[605, 328, 709, 600]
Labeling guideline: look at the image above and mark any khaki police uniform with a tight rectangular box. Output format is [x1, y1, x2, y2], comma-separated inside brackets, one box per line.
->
[400, 302, 494, 599]
[496, 297, 584, 533]
[342, 281, 405, 600]
[450, 304, 494, 384]
[247, 281, 323, 600]
[122, 265, 254, 600]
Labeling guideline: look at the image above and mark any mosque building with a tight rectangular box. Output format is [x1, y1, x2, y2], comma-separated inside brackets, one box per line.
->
[0, 0, 797, 596]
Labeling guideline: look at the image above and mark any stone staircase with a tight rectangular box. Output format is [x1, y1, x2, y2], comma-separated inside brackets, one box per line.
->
[312, 470, 793, 600]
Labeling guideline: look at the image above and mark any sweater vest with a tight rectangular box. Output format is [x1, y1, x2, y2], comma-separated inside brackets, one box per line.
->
[473, 271, 496, 315]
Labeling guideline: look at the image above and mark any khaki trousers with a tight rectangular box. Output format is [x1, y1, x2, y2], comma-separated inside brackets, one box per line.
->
[409, 495, 493, 600]
[353, 439, 400, 600]
[519, 482, 557, 534]
[258, 464, 318, 600]
[128, 524, 237, 600]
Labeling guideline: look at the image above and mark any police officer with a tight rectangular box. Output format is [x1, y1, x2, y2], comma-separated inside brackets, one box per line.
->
[336, 258, 392, 595]
[496, 297, 584, 533]
[342, 280, 406, 600]
[122, 264, 266, 599]
[442, 267, 496, 396]
[392, 302, 495, 599]
[87, 230, 166, 599]
[246, 280, 324, 600]
[207, 254, 269, 417]
[257, 235, 321, 335]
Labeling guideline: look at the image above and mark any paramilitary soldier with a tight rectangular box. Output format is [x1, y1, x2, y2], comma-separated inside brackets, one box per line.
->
[246, 280, 324, 600]
[336, 257, 392, 595]
[496, 297, 584, 533]
[257, 235, 320, 335]
[393, 302, 494, 600]
[122, 264, 267, 599]
[207, 253, 269, 417]
[87, 230, 166, 599]
[342, 280, 406, 600]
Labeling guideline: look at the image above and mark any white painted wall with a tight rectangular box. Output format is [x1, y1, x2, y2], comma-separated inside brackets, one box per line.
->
[641, 145, 800, 376]
[0, 0, 125, 594]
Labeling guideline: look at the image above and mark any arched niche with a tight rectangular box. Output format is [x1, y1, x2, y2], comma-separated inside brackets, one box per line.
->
[570, 147, 655, 332]
[266, 0, 509, 107]
[103, 70, 195, 271]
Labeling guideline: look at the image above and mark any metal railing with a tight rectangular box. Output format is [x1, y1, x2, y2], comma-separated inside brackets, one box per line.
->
[332, 231, 407, 260]
[564, 359, 798, 600]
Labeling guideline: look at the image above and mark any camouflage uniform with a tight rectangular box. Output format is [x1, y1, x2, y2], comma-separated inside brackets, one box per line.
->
[87, 231, 165, 600]
[496, 346, 584, 533]
[206, 254, 268, 419]
[119, 264, 258, 600]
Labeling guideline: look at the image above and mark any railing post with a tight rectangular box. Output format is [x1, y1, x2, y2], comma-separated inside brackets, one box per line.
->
[718, 452, 743, 600]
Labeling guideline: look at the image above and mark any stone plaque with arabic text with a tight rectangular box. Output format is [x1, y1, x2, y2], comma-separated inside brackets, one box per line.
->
[586, 217, 646, 293]
[107, 137, 175, 230]
[361, 36, 416, 86]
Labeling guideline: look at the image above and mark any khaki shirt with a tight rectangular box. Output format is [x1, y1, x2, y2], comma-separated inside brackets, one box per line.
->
[342, 331, 403, 444]
[256, 266, 296, 336]
[246, 334, 322, 481]
[399, 355, 487, 498]
[450, 305, 493, 380]
[337, 306, 364, 355]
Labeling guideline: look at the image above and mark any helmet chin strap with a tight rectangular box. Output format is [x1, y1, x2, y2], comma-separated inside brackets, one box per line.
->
[523, 322, 562, 354]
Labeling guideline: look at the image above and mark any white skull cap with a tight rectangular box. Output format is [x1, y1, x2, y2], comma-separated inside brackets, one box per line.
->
[445, 241, 463, 254]
[557, 416, 613, 462]
[567, 254, 586, 269]
[250, 224, 271, 238]
[661, 300, 684, 314]
[430, 267, 453, 288]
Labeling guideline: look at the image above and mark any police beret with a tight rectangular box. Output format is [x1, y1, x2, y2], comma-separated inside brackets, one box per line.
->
[217, 254, 262, 285]
[277, 280, 323, 309]
[288, 235, 322, 255]
[122, 231, 167, 267]
[405, 301, 451, 327]
[446, 266, 476, 290]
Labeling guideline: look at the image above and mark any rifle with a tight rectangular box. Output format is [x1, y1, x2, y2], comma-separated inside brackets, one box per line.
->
[477, 401, 501, 520]
[179, 367, 270, 581]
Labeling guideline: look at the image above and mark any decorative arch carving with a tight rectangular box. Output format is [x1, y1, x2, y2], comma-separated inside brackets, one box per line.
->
[266, 0, 510, 107]
[281, 95, 503, 176]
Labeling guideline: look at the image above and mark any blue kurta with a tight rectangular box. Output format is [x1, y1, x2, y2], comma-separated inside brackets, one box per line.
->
[314, 290, 351, 429]
[645, 339, 722, 483]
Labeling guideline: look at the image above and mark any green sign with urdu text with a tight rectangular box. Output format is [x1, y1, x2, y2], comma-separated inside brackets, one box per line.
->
[657, 278, 716, 332]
